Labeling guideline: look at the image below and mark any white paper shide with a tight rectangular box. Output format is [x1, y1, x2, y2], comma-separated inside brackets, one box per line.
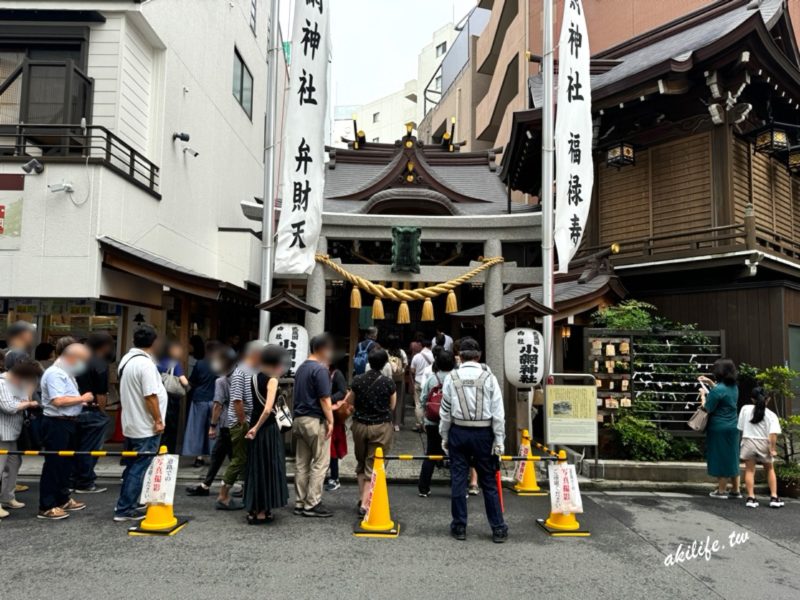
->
[274, 0, 330, 275]
[554, 0, 593, 273]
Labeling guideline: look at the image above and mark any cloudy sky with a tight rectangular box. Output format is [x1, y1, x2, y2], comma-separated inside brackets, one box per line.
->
[281, 0, 477, 107]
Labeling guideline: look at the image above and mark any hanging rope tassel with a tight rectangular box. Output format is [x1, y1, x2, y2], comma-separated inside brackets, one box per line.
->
[445, 290, 458, 314]
[350, 286, 362, 309]
[397, 301, 410, 324]
[372, 296, 385, 320]
[421, 297, 434, 321]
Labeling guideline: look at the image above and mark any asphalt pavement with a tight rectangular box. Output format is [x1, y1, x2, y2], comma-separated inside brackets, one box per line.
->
[1, 480, 798, 599]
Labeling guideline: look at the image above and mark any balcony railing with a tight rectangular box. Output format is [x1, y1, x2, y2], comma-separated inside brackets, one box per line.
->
[0, 123, 160, 197]
[0, 58, 93, 128]
[579, 207, 800, 269]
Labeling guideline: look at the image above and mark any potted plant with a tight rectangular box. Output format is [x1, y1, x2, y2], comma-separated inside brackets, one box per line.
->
[776, 415, 800, 499]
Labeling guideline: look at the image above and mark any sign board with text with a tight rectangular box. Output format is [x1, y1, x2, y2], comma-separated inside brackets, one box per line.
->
[545, 384, 598, 446]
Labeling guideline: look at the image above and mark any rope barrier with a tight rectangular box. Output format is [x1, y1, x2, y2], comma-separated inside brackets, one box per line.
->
[315, 254, 504, 301]
[382, 454, 558, 462]
[0, 449, 161, 457]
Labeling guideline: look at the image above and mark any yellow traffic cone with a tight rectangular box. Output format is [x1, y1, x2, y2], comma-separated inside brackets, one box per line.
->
[353, 447, 400, 538]
[537, 450, 591, 537]
[510, 429, 547, 496]
[128, 446, 188, 537]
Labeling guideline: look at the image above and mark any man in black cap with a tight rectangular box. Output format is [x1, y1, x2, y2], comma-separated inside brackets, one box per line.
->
[439, 337, 508, 543]
[3, 321, 36, 370]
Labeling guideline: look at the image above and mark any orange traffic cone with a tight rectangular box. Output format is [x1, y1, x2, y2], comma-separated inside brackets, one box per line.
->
[510, 430, 547, 496]
[128, 446, 188, 537]
[537, 450, 591, 537]
[353, 447, 400, 538]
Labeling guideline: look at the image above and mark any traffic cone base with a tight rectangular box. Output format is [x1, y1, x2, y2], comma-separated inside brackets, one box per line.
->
[536, 513, 591, 537]
[128, 503, 188, 537]
[353, 521, 401, 538]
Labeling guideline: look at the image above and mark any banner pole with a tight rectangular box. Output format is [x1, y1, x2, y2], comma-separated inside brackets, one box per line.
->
[259, 0, 282, 340]
[541, 0, 555, 378]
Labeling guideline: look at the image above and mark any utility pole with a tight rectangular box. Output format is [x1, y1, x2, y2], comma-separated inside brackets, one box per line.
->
[259, 0, 282, 341]
[541, 0, 555, 378]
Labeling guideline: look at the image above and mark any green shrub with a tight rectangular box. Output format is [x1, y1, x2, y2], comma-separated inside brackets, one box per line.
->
[609, 413, 670, 461]
[775, 461, 800, 485]
[592, 300, 656, 330]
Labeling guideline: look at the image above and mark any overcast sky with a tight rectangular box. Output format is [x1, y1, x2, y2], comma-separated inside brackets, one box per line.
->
[282, 0, 477, 107]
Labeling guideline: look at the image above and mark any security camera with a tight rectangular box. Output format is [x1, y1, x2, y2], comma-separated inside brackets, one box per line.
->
[48, 181, 75, 193]
[21, 158, 44, 174]
[183, 146, 199, 157]
[172, 132, 190, 142]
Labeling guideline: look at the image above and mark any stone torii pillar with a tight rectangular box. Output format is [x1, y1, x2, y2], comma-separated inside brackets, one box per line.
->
[305, 235, 327, 337]
[483, 238, 504, 382]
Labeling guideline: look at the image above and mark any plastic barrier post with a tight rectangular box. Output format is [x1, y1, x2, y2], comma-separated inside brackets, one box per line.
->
[537, 450, 591, 537]
[509, 429, 547, 496]
[353, 447, 400, 538]
[128, 446, 188, 537]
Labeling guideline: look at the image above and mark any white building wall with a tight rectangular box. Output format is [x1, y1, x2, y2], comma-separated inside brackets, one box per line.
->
[0, 0, 279, 298]
[416, 23, 458, 124]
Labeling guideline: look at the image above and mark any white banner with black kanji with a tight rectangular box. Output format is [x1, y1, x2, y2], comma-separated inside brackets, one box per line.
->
[554, 0, 593, 273]
[274, 0, 330, 275]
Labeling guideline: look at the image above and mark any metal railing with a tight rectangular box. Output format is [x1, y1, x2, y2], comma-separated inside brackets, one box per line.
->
[0, 123, 160, 196]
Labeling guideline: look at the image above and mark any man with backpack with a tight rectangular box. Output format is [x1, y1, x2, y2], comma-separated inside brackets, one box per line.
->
[439, 337, 507, 543]
[353, 327, 378, 376]
[417, 349, 455, 497]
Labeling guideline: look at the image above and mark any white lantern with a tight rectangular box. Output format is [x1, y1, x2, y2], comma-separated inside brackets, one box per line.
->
[504, 328, 544, 388]
[268, 323, 309, 376]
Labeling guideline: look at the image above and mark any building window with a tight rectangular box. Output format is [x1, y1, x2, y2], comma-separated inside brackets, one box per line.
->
[232, 49, 253, 118]
[249, 0, 257, 33]
[372, 112, 380, 123]
[436, 41, 447, 57]
[372, 137, 380, 143]
[435, 75, 442, 91]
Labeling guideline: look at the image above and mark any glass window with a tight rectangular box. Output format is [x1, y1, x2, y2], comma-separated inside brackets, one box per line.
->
[372, 112, 380, 123]
[372, 137, 379, 143]
[436, 41, 447, 57]
[232, 49, 253, 118]
[435, 75, 442, 91]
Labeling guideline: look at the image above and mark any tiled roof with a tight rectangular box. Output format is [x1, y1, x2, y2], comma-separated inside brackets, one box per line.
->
[529, 0, 785, 107]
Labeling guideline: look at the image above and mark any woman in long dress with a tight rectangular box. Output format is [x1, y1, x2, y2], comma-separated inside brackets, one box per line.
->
[700, 359, 741, 499]
[244, 345, 289, 524]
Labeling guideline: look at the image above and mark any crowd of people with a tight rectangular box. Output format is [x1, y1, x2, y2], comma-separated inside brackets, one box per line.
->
[0, 320, 510, 540]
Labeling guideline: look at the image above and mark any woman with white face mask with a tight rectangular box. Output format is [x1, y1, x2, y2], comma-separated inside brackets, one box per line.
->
[0, 357, 43, 517]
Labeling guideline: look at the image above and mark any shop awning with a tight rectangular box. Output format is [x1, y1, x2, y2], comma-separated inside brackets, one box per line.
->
[98, 236, 252, 301]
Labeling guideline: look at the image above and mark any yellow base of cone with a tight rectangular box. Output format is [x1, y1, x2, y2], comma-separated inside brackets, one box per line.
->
[128, 503, 187, 536]
[537, 514, 591, 537]
[353, 521, 401, 538]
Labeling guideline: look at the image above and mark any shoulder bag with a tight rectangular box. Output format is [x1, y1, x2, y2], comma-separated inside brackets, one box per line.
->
[252, 374, 293, 432]
[687, 405, 708, 432]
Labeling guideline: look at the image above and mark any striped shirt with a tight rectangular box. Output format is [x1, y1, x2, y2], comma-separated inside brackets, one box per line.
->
[227, 364, 255, 426]
[0, 375, 26, 441]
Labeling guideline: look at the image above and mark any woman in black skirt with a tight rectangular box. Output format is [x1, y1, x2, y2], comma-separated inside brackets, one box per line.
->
[244, 345, 289, 524]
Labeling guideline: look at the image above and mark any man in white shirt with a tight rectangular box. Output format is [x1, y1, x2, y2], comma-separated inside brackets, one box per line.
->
[432, 328, 454, 353]
[410, 339, 434, 431]
[439, 337, 507, 543]
[114, 325, 167, 522]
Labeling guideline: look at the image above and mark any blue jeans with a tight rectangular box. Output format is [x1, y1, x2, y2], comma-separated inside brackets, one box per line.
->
[115, 435, 161, 516]
[449, 425, 506, 533]
[71, 409, 110, 489]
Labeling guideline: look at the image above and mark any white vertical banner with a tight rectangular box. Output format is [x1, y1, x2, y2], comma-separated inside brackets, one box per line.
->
[274, 0, 330, 275]
[554, 0, 593, 273]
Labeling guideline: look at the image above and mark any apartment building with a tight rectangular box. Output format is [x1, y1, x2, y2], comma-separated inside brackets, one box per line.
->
[332, 21, 458, 147]
[420, 0, 733, 152]
[0, 0, 286, 348]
